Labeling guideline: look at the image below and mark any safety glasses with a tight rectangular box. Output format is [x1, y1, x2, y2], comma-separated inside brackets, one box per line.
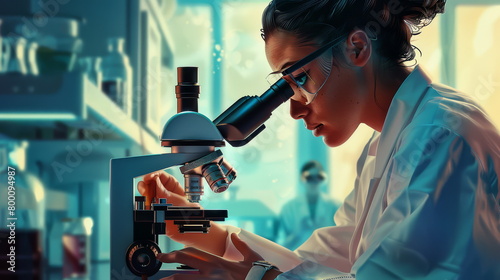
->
[266, 36, 344, 105]
[305, 174, 325, 183]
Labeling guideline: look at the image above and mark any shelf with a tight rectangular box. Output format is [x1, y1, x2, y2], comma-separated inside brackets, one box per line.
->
[0, 72, 163, 154]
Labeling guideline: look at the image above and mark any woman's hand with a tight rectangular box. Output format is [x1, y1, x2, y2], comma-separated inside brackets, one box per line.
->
[137, 171, 200, 242]
[137, 171, 197, 208]
[137, 171, 229, 256]
[158, 233, 281, 280]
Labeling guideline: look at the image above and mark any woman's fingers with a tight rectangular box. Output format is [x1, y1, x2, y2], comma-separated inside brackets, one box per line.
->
[142, 171, 181, 194]
[138, 171, 193, 208]
[143, 171, 184, 194]
[138, 173, 179, 200]
[158, 246, 254, 280]
[161, 188, 199, 208]
[154, 175, 171, 199]
[137, 180, 156, 209]
[230, 233, 263, 262]
[143, 171, 163, 183]
[137, 180, 148, 196]
[157, 248, 219, 273]
[157, 172, 185, 195]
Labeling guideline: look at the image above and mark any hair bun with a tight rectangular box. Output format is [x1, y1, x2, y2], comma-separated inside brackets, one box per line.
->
[397, 0, 446, 29]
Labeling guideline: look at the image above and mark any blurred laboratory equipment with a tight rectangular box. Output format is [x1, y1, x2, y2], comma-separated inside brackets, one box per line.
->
[0, 16, 82, 75]
[0, 17, 28, 75]
[26, 41, 39, 76]
[77, 56, 102, 88]
[3, 36, 28, 75]
[34, 17, 83, 75]
[0, 140, 46, 280]
[62, 217, 93, 280]
[0, 19, 5, 72]
[48, 214, 65, 268]
[101, 37, 132, 116]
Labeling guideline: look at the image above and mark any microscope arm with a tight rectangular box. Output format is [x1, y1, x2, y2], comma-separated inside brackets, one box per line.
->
[110, 152, 206, 280]
[110, 152, 207, 179]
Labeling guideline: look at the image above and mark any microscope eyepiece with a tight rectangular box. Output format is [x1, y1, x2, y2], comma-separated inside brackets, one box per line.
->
[177, 66, 198, 85]
[176, 67, 200, 113]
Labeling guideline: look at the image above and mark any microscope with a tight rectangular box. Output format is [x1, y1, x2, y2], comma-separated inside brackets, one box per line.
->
[110, 67, 293, 279]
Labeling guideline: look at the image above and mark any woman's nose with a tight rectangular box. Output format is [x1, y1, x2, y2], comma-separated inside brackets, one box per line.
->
[290, 98, 308, 120]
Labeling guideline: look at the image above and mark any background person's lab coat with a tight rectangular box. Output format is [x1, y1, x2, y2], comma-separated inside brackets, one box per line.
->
[221, 66, 500, 279]
[278, 193, 340, 251]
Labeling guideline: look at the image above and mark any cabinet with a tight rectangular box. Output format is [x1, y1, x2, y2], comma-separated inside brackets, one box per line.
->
[0, 0, 177, 154]
[0, 0, 178, 267]
[0, 72, 160, 154]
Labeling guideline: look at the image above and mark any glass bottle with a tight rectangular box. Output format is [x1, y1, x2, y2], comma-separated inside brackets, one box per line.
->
[0, 140, 46, 280]
[26, 41, 39, 76]
[4, 36, 28, 75]
[62, 217, 93, 280]
[101, 38, 133, 116]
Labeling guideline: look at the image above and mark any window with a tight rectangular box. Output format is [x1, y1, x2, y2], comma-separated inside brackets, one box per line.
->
[167, 5, 214, 120]
[456, 5, 500, 128]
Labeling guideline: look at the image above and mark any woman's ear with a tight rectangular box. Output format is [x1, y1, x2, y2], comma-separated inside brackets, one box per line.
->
[346, 29, 371, 67]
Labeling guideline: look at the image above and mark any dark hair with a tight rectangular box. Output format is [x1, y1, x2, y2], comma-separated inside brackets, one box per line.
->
[301, 160, 324, 174]
[261, 0, 446, 65]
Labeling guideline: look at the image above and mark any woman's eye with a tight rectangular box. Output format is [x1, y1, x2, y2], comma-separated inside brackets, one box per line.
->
[294, 72, 308, 86]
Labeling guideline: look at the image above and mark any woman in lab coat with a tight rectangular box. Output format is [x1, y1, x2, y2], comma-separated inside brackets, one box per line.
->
[138, 0, 500, 279]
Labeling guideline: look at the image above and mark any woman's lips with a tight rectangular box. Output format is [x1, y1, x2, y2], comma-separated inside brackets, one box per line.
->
[305, 122, 324, 136]
[312, 124, 324, 137]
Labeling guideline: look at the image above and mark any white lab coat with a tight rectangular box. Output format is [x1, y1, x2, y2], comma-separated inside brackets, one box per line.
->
[278, 194, 341, 251]
[222, 66, 500, 279]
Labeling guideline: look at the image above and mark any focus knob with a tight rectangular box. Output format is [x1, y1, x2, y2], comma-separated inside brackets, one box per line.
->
[126, 240, 162, 276]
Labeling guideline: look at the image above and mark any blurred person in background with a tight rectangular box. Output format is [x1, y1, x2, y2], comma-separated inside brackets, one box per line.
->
[277, 160, 340, 251]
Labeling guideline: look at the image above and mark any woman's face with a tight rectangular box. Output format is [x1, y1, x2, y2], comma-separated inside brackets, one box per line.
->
[265, 31, 370, 147]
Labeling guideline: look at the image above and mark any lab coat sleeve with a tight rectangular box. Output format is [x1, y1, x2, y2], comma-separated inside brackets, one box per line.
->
[353, 125, 500, 279]
[221, 224, 356, 280]
[222, 225, 303, 272]
[289, 190, 356, 273]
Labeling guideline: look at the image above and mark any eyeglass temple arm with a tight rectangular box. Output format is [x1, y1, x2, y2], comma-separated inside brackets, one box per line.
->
[283, 36, 344, 75]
